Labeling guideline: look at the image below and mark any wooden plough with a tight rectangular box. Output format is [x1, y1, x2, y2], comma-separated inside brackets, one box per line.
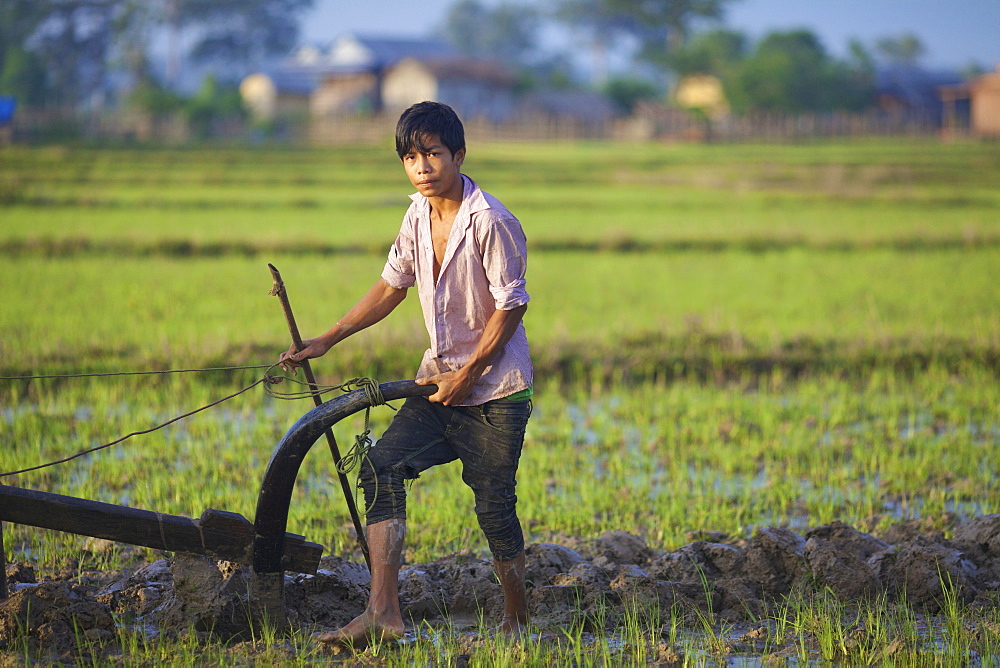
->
[0, 379, 434, 628]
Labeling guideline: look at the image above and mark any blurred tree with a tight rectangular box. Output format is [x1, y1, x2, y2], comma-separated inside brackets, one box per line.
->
[0, 0, 314, 108]
[874, 33, 925, 67]
[0, 46, 48, 106]
[526, 52, 583, 91]
[0, 0, 122, 107]
[113, 0, 160, 88]
[840, 38, 876, 108]
[665, 28, 745, 77]
[127, 78, 184, 115]
[442, 0, 540, 67]
[724, 30, 872, 113]
[554, 0, 646, 85]
[183, 73, 246, 138]
[603, 75, 659, 114]
[0, 0, 50, 68]
[165, 0, 314, 72]
[24, 0, 120, 107]
[556, 0, 738, 73]
[961, 62, 987, 80]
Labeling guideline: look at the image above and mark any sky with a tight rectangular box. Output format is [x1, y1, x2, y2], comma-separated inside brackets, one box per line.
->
[300, 0, 1000, 73]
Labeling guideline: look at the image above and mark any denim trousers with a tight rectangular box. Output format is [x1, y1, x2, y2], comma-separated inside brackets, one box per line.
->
[358, 395, 531, 562]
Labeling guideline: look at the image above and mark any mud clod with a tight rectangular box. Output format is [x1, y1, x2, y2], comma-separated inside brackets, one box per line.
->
[742, 527, 808, 596]
[524, 542, 585, 586]
[804, 536, 880, 600]
[590, 530, 654, 566]
[0, 581, 114, 659]
[868, 537, 980, 612]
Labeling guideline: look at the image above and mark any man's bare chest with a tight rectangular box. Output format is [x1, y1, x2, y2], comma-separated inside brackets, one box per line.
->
[430, 212, 458, 283]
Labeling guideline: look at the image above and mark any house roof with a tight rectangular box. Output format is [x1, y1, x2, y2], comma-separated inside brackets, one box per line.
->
[876, 66, 962, 110]
[286, 34, 456, 71]
[336, 35, 456, 70]
[263, 67, 328, 96]
[939, 65, 1000, 102]
[968, 65, 1000, 93]
[262, 34, 458, 95]
[393, 57, 516, 86]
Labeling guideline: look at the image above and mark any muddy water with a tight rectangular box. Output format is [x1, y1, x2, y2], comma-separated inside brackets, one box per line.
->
[3, 515, 1000, 662]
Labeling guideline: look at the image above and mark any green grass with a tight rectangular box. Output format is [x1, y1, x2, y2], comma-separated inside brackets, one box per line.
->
[1, 249, 996, 380]
[2, 140, 999, 250]
[0, 139, 997, 664]
[3, 362, 995, 565]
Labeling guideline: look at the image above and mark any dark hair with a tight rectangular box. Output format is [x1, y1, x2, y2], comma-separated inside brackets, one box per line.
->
[395, 101, 465, 159]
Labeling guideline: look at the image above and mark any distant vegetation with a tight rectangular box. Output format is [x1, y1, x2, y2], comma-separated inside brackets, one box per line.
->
[0, 0, 975, 127]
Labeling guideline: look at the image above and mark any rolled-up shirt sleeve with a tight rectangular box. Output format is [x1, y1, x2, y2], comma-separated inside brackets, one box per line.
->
[480, 211, 530, 310]
[381, 210, 417, 289]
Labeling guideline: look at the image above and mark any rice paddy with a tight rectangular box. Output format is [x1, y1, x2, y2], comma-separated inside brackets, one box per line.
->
[0, 138, 998, 664]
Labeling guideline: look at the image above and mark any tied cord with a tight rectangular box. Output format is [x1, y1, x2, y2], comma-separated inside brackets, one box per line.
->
[263, 373, 394, 475]
[335, 378, 389, 475]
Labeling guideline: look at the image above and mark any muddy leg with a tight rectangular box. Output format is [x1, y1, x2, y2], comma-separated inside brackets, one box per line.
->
[318, 518, 406, 646]
[494, 550, 527, 634]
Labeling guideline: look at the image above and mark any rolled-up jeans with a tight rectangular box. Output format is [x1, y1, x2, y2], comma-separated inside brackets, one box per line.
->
[358, 395, 531, 562]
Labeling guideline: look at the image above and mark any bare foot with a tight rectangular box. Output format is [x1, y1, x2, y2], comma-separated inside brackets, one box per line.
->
[496, 615, 529, 639]
[317, 610, 404, 648]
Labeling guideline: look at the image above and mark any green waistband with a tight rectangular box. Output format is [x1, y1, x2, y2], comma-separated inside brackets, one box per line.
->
[498, 386, 534, 402]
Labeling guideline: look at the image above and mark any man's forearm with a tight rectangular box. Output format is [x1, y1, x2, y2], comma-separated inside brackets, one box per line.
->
[460, 304, 528, 381]
[319, 279, 407, 347]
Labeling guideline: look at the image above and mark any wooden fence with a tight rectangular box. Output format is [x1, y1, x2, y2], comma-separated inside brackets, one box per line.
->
[7, 106, 949, 145]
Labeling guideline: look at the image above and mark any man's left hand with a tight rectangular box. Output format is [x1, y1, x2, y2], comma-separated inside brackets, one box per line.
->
[416, 369, 477, 406]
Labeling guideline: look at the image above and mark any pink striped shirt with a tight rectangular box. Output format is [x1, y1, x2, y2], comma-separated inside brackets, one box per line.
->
[381, 175, 532, 405]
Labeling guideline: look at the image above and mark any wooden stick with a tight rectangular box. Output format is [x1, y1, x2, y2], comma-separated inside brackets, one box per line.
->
[0, 522, 7, 600]
[268, 263, 371, 570]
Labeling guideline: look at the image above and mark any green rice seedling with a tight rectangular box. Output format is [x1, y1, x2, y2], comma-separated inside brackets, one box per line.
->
[939, 570, 975, 665]
[768, 596, 794, 651]
[841, 592, 895, 665]
[112, 616, 155, 665]
[3, 365, 997, 573]
[783, 590, 822, 665]
[809, 589, 850, 662]
[71, 615, 108, 668]
[980, 611, 1000, 668]
[896, 605, 924, 656]
[555, 621, 591, 667]
[4, 141, 1000, 251]
[617, 593, 661, 663]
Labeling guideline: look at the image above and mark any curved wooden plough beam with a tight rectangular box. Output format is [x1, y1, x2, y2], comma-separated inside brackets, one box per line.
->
[250, 380, 435, 625]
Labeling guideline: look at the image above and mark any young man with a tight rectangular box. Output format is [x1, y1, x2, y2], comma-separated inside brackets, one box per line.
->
[279, 101, 533, 644]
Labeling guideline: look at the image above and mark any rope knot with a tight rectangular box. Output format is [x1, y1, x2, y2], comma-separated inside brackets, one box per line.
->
[344, 377, 387, 407]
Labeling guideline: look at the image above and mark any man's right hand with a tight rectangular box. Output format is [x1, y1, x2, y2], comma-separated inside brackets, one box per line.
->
[278, 337, 332, 373]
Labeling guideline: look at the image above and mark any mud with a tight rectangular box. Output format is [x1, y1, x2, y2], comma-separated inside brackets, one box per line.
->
[3, 515, 1000, 660]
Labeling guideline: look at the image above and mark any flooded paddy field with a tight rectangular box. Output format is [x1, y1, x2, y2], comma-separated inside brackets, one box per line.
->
[1, 141, 998, 664]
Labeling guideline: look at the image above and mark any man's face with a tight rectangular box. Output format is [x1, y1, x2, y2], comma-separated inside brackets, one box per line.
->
[400, 134, 465, 199]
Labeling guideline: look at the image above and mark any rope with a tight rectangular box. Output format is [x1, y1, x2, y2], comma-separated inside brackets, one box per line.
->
[261, 374, 366, 401]
[0, 363, 393, 479]
[0, 364, 273, 381]
[333, 378, 391, 475]
[0, 375, 275, 477]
